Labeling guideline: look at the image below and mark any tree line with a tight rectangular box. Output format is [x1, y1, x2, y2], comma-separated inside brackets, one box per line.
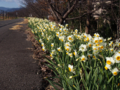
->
[14, 0, 120, 39]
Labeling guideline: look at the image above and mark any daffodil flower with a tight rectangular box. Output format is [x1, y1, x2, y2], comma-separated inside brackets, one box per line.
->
[39, 38, 43, 43]
[41, 43, 44, 47]
[104, 64, 111, 70]
[106, 57, 115, 65]
[64, 42, 71, 47]
[65, 46, 71, 52]
[82, 33, 87, 38]
[75, 29, 78, 34]
[79, 44, 87, 52]
[88, 42, 92, 47]
[113, 52, 120, 63]
[77, 35, 81, 40]
[108, 37, 112, 41]
[67, 35, 74, 42]
[84, 34, 92, 42]
[59, 36, 66, 42]
[94, 33, 100, 37]
[111, 68, 119, 76]
[92, 45, 98, 51]
[99, 45, 104, 50]
[63, 28, 68, 32]
[68, 64, 75, 74]
[93, 37, 99, 44]
[56, 32, 60, 37]
[68, 53, 73, 58]
[57, 47, 62, 52]
[73, 50, 78, 57]
[69, 76, 73, 79]
[42, 46, 46, 51]
[98, 37, 103, 43]
[51, 49, 56, 55]
[81, 55, 87, 62]
[51, 43, 54, 47]
[110, 48, 114, 52]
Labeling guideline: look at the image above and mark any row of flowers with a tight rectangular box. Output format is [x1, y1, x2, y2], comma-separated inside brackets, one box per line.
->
[28, 17, 120, 90]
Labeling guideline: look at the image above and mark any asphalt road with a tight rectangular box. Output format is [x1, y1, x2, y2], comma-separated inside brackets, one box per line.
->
[0, 18, 42, 90]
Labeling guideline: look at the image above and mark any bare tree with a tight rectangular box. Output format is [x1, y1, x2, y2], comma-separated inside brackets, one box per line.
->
[46, 0, 79, 24]
[19, 0, 120, 37]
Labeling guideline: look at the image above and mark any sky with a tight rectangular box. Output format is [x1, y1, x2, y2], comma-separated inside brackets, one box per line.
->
[0, 0, 22, 8]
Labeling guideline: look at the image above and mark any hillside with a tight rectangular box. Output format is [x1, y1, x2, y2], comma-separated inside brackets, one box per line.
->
[0, 7, 20, 12]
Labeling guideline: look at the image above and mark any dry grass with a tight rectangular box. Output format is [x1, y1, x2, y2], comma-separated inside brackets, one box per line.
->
[17, 19, 28, 24]
[9, 19, 28, 30]
[9, 25, 23, 30]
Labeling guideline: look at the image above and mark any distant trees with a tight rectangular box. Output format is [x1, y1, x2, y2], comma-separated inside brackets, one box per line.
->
[18, 0, 49, 17]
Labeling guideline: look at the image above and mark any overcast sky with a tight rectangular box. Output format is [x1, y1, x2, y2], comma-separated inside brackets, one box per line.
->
[0, 0, 22, 8]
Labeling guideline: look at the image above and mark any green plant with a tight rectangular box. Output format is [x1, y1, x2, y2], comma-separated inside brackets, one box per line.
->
[28, 17, 120, 90]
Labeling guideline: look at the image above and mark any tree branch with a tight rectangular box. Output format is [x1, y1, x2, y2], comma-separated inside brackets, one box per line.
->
[63, 0, 78, 19]
[66, 8, 101, 20]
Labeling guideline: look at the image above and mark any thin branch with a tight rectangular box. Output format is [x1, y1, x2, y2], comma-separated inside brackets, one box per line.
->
[50, 4, 62, 16]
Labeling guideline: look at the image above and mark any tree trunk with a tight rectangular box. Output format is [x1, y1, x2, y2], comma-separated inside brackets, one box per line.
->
[85, 0, 90, 34]
[117, 19, 120, 39]
[79, 5, 82, 33]
[85, 18, 90, 34]
[80, 21, 82, 33]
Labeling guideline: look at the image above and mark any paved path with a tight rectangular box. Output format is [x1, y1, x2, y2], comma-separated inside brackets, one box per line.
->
[0, 18, 42, 90]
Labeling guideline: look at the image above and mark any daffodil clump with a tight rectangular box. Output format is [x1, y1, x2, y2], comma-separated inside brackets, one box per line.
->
[28, 17, 120, 90]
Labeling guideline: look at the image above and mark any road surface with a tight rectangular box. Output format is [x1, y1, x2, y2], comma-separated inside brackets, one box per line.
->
[0, 18, 43, 90]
